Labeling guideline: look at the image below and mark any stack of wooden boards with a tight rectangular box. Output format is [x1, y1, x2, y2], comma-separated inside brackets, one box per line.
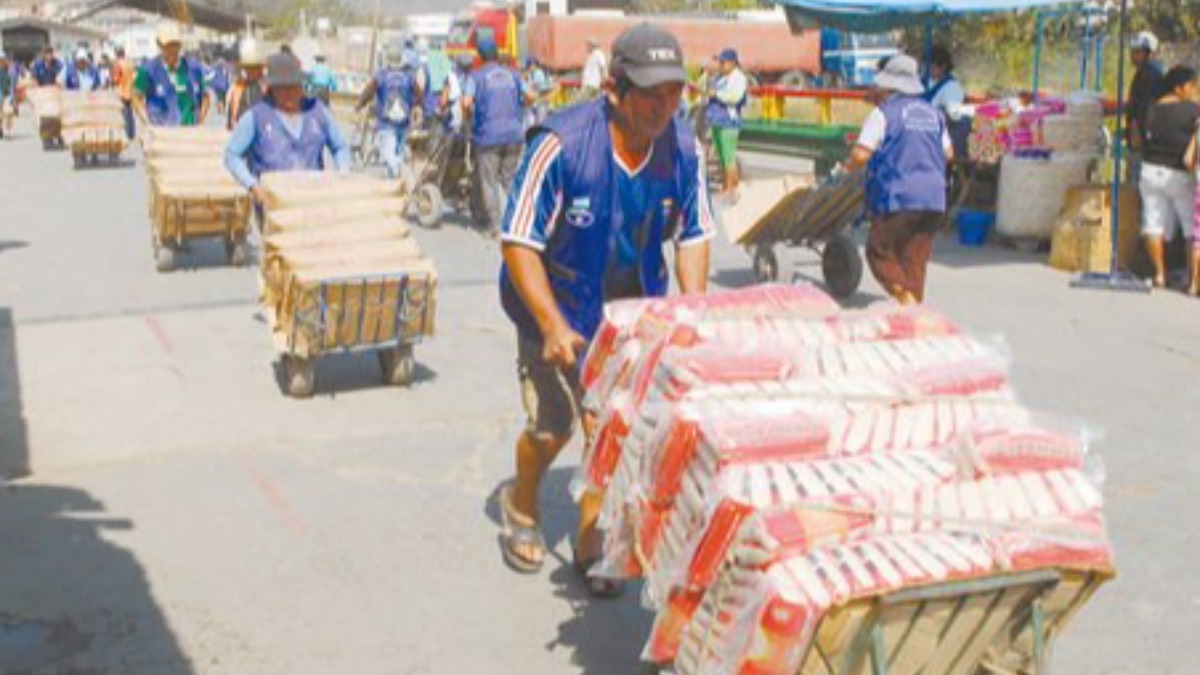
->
[61, 90, 127, 167]
[25, 86, 63, 150]
[258, 171, 438, 398]
[141, 127, 251, 272]
[578, 285, 1113, 674]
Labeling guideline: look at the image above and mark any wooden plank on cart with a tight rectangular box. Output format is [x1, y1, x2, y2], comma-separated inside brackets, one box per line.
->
[722, 174, 815, 247]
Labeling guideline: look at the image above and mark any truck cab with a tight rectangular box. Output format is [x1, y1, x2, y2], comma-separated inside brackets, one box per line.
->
[820, 29, 899, 88]
[446, 7, 520, 67]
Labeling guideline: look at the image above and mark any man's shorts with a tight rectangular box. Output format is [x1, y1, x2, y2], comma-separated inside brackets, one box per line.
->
[712, 126, 740, 169]
[1139, 163, 1196, 241]
[517, 334, 583, 440]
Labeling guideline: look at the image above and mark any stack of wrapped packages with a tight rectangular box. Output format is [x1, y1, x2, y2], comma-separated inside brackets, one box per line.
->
[577, 285, 1113, 674]
[257, 171, 437, 375]
[141, 127, 251, 269]
[60, 90, 128, 163]
[968, 94, 1107, 244]
[25, 86, 63, 147]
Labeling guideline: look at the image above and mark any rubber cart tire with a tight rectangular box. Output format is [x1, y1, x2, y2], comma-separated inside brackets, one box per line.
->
[154, 245, 175, 273]
[284, 356, 316, 398]
[821, 231, 863, 299]
[752, 243, 779, 283]
[415, 183, 444, 229]
[379, 344, 416, 387]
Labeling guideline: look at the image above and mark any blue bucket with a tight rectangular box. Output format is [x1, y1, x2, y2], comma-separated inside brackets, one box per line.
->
[955, 209, 995, 247]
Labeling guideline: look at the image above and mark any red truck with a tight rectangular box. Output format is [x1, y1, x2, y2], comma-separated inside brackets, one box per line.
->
[447, 8, 822, 83]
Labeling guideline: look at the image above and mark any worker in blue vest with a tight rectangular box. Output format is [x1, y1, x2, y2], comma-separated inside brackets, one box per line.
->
[847, 54, 951, 306]
[463, 36, 532, 235]
[59, 49, 101, 91]
[225, 53, 351, 205]
[32, 46, 62, 87]
[495, 24, 714, 596]
[356, 45, 421, 180]
[133, 24, 209, 127]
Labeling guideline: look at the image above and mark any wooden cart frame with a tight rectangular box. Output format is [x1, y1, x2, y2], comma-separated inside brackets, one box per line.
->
[275, 271, 435, 398]
[151, 193, 252, 272]
[793, 568, 1110, 675]
[69, 129, 128, 169]
[725, 171, 867, 298]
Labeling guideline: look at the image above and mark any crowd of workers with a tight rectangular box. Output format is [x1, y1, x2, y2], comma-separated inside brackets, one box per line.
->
[6, 16, 1194, 597]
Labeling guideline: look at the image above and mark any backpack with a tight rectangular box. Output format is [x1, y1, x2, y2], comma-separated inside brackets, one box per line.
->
[383, 72, 410, 124]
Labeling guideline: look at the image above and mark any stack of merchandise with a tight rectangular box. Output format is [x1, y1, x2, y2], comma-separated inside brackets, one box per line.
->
[257, 171, 437, 395]
[25, 86, 63, 148]
[60, 90, 127, 164]
[579, 285, 1113, 674]
[140, 127, 250, 270]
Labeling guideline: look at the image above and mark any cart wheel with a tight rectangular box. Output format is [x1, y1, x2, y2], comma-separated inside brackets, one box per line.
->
[227, 238, 251, 267]
[379, 344, 416, 387]
[154, 245, 176, 273]
[752, 244, 780, 283]
[821, 231, 864, 299]
[415, 183, 444, 229]
[284, 355, 316, 398]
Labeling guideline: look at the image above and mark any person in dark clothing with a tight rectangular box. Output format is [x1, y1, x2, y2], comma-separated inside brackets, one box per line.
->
[1126, 31, 1167, 184]
[1140, 65, 1199, 289]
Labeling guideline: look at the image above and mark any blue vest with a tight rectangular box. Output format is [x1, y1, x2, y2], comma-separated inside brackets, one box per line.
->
[422, 65, 443, 118]
[211, 63, 231, 93]
[471, 62, 523, 148]
[867, 95, 947, 217]
[32, 59, 62, 86]
[63, 64, 100, 91]
[143, 56, 203, 126]
[705, 72, 746, 129]
[247, 99, 330, 177]
[499, 99, 699, 342]
[374, 67, 416, 128]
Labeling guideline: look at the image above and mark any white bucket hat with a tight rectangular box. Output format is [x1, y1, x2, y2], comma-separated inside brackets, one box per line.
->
[875, 54, 925, 96]
[1129, 31, 1159, 54]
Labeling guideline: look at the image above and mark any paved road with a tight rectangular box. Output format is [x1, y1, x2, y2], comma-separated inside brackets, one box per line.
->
[0, 115, 1197, 674]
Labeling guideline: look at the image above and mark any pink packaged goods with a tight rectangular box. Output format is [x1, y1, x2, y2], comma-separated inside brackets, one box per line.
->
[576, 287, 1113, 672]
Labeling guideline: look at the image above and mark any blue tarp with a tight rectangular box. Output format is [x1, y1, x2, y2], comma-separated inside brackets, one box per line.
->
[776, 0, 1085, 32]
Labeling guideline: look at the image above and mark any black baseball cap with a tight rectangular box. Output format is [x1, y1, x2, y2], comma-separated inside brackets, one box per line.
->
[611, 23, 686, 89]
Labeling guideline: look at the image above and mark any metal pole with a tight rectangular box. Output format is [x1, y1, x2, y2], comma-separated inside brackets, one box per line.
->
[1109, 0, 1128, 276]
[1033, 13, 1044, 101]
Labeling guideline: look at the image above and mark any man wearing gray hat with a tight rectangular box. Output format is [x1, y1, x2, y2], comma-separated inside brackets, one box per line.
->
[224, 52, 351, 206]
[495, 23, 714, 596]
[847, 54, 951, 306]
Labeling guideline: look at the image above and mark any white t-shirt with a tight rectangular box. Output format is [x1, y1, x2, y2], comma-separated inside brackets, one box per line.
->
[582, 48, 607, 90]
[857, 103, 953, 154]
[929, 77, 967, 121]
[715, 68, 749, 106]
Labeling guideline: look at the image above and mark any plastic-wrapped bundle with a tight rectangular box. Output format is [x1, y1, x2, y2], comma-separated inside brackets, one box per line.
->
[581, 284, 841, 393]
[674, 466, 1112, 675]
[996, 153, 1095, 241]
[265, 198, 414, 234]
[258, 171, 404, 211]
[578, 315, 1002, 497]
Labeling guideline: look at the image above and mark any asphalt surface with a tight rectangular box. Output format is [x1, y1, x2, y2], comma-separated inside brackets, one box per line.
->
[0, 117, 1197, 674]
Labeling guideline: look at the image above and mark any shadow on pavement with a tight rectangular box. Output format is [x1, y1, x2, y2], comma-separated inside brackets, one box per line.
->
[0, 484, 194, 673]
[0, 308, 29, 480]
[0, 240, 28, 255]
[485, 468, 660, 673]
[270, 352, 438, 398]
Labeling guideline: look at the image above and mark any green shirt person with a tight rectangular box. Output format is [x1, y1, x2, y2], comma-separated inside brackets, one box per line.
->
[132, 24, 209, 127]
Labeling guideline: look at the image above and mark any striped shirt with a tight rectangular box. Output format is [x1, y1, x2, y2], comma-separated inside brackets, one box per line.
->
[501, 132, 716, 251]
